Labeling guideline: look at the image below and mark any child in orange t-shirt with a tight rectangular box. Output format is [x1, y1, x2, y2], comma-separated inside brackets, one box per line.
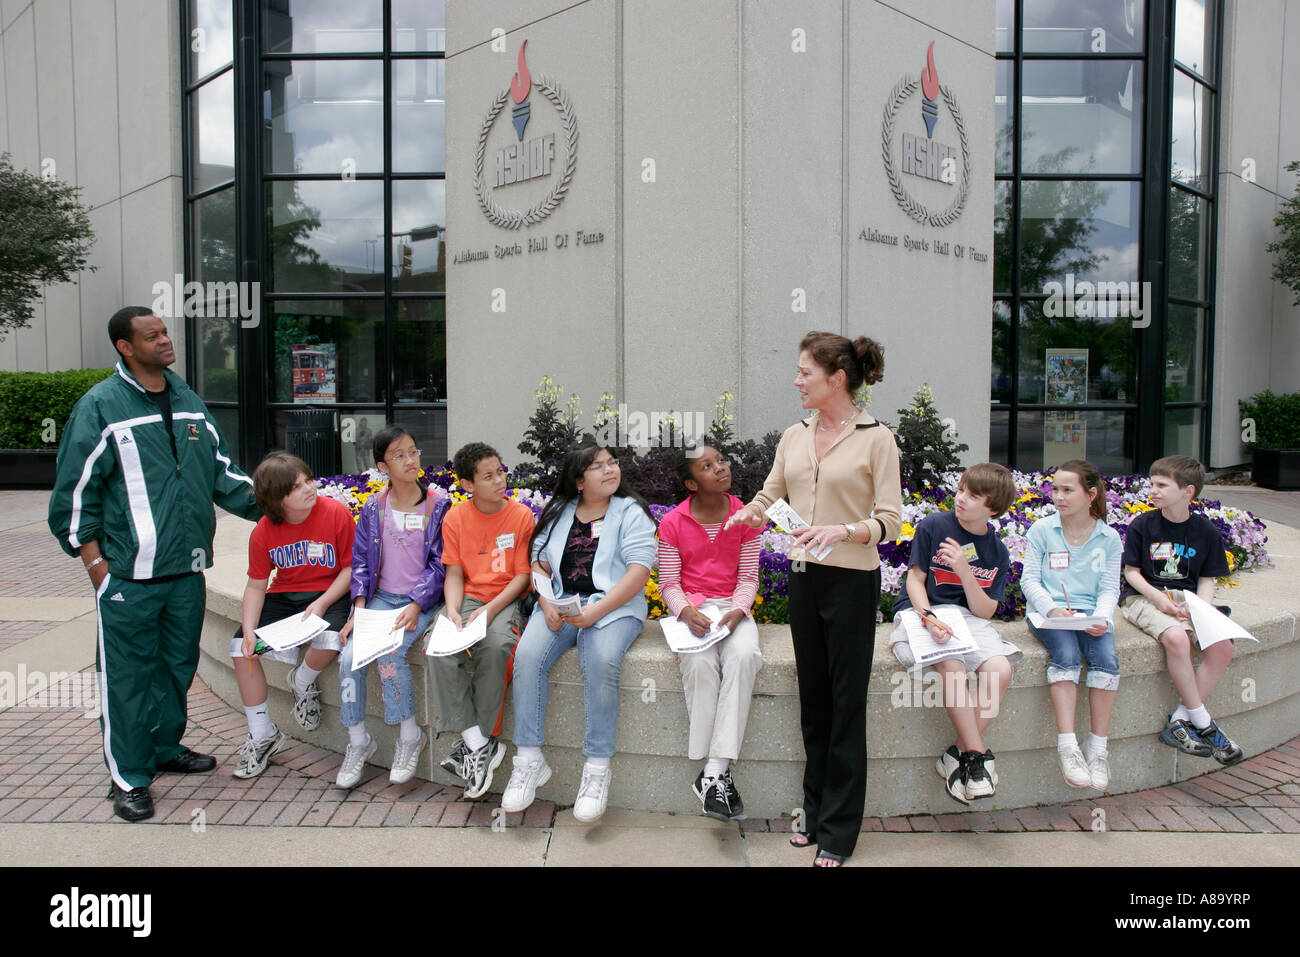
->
[432, 443, 535, 799]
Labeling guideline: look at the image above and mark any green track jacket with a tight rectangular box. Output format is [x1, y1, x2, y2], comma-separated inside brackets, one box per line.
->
[48, 362, 261, 579]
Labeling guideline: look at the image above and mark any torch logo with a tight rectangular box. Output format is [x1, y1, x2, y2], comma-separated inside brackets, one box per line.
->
[474, 39, 579, 230]
[881, 40, 971, 227]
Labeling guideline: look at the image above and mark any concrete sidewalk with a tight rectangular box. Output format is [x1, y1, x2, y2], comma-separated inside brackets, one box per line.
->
[3, 489, 1299, 866]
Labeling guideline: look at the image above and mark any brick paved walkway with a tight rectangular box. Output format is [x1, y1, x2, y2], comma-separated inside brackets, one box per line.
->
[2, 488, 1297, 835]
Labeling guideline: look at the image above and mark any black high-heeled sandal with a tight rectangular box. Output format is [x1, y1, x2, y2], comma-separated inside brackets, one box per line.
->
[789, 832, 812, 847]
[813, 849, 845, 867]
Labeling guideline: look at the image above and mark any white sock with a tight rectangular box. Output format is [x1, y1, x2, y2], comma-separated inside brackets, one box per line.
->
[1086, 734, 1108, 754]
[245, 702, 273, 740]
[585, 756, 611, 769]
[1057, 733, 1078, 750]
[1172, 704, 1192, 723]
[462, 725, 489, 751]
[1188, 705, 1212, 729]
[292, 662, 323, 693]
[516, 745, 544, 765]
[399, 717, 421, 743]
[347, 724, 369, 747]
[704, 757, 729, 778]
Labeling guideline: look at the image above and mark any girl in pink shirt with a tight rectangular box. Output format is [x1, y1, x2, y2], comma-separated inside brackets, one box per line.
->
[657, 444, 763, 821]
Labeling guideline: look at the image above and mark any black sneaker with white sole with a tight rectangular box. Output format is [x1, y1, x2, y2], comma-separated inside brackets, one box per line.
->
[963, 750, 995, 799]
[702, 777, 735, 822]
[439, 738, 471, 780]
[944, 752, 971, 806]
[718, 770, 745, 819]
[463, 740, 506, 799]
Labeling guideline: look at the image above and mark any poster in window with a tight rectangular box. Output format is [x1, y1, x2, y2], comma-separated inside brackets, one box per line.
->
[291, 343, 337, 404]
[1044, 348, 1089, 405]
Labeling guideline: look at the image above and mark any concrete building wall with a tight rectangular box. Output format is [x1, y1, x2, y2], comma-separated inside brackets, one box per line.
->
[0, 0, 182, 376]
[1211, 0, 1300, 467]
[446, 0, 996, 459]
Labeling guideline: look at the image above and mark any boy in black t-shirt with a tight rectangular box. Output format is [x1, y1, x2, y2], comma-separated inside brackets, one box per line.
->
[890, 463, 1023, 805]
[1121, 455, 1243, 765]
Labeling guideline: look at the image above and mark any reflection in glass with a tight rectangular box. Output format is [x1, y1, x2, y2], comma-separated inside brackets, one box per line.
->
[1023, 0, 1143, 54]
[391, 181, 446, 292]
[994, 181, 1012, 293]
[996, 0, 1014, 53]
[196, 313, 238, 403]
[1020, 411, 1134, 475]
[995, 61, 1013, 175]
[264, 61, 383, 174]
[190, 0, 234, 79]
[393, 0, 446, 53]
[209, 407, 242, 469]
[386, 405, 448, 467]
[191, 70, 235, 192]
[989, 410, 1011, 467]
[193, 186, 236, 285]
[1163, 406, 1202, 459]
[266, 180, 384, 293]
[1165, 305, 1205, 404]
[1017, 301, 1136, 405]
[394, 300, 446, 403]
[991, 301, 1012, 404]
[1174, 0, 1213, 77]
[262, 0, 383, 54]
[1171, 71, 1212, 192]
[1020, 180, 1140, 290]
[269, 299, 385, 403]
[392, 60, 446, 173]
[1022, 61, 1141, 175]
[1168, 186, 1209, 301]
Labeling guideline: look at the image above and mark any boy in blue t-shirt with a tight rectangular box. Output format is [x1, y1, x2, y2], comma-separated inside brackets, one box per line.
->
[890, 463, 1021, 805]
[1120, 455, 1242, 765]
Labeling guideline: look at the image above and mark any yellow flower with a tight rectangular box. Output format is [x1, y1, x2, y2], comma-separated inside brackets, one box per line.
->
[1225, 550, 1236, 572]
[753, 594, 764, 605]
[896, 522, 915, 543]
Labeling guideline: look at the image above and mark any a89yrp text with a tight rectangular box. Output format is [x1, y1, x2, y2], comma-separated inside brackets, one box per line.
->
[1115, 892, 1253, 931]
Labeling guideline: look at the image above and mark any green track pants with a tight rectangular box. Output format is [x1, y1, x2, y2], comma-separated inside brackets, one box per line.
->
[94, 571, 206, 790]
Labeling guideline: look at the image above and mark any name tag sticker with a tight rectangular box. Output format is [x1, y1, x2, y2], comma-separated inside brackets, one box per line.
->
[1048, 551, 1070, 570]
[1150, 542, 1173, 560]
[590, 519, 604, 539]
[961, 542, 978, 561]
[495, 532, 515, 551]
[306, 542, 325, 561]
[404, 512, 426, 531]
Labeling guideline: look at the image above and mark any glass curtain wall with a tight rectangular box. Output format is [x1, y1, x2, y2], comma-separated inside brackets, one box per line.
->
[183, 0, 448, 471]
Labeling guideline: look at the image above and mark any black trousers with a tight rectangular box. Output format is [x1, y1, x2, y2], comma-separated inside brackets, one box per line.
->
[788, 562, 880, 857]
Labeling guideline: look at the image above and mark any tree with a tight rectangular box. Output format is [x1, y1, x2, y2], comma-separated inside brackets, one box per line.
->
[0, 153, 96, 338]
[1267, 159, 1300, 306]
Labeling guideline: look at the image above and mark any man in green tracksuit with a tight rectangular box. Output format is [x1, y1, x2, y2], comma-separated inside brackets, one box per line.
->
[49, 307, 261, 822]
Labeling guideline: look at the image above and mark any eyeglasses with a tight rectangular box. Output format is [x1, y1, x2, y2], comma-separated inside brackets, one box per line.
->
[585, 457, 620, 473]
[387, 449, 422, 463]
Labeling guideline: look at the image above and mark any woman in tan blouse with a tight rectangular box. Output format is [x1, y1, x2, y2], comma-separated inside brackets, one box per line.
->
[726, 332, 902, 866]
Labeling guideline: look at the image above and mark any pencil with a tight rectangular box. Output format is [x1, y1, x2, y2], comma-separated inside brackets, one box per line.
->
[1062, 585, 1073, 614]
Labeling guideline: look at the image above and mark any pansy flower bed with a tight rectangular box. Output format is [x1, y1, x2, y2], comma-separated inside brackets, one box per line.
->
[316, 467, 1271, 626]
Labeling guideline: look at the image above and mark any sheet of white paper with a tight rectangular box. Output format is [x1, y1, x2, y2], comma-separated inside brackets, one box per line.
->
[254, 613, 328, 651]
[1180, 590, 1257, 649]
[764, 499, 832, 560]
[1027, 611, 1110, 631]
[424, 612, 489, 657]
[897, 607, 979, 669]
[530, 571, 582, 616]
[349, 606, 406, 670]
[659, 604, 732, 654]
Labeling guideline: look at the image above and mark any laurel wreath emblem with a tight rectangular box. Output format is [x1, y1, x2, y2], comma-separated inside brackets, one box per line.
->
[474, 75, 579, 229]
[881, 77, 971, 227]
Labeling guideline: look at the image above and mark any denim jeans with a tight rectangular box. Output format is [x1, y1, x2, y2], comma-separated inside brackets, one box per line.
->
[510, 605, 644, 759]
[338, 589, 435, 727]
[1027, 619, 1120, 691]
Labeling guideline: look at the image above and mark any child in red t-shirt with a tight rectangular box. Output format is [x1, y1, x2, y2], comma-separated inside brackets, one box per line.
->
[229, 452, 355, 779]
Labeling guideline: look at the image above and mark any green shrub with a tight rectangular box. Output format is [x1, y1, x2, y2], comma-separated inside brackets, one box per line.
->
[1239, 390, 1300, 451]
[884, 383, 970, 488]
[0, 368, 113, 449]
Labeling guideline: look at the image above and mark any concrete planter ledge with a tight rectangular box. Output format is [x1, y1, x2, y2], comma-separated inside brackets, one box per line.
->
[198, 515, 1300, 819]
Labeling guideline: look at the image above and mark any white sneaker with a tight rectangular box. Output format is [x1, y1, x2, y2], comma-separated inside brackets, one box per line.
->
[389, 729, 425, 785]
[1082, 742, 1110, 791]
[500, 753, 552, 813]
[336, 733, 377, 789]
[287, 666, 322, 732]
[1058, 743, 1092, 788]
[572, 763, 612, 823]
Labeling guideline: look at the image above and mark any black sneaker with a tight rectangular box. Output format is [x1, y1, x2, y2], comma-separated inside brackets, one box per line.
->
[702, 777, 735, 822]
[107, 783, 154, 822]
[439, 738, 471, 780]
[963, 750, 995, 799]
[691, 769, 709, 804]
[944, 752, 971, 806]
[1159, 716, 1213, 757]
[1195, 721, 1245, 765]
[718, 770, 745, 820]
